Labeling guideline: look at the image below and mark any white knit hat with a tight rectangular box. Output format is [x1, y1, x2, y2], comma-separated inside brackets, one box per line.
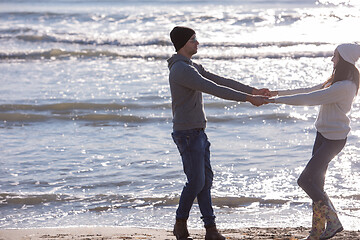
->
[336, 43, 360, 65]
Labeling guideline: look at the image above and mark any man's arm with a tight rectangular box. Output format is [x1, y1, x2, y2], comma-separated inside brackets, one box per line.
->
[173, 65, 266, 106]
[195, 63, 270, 96]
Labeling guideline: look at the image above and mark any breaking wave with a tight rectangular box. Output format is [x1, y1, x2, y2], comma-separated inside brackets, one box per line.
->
[0, 102, 314, 123]
[0, 192, 291, 210]
[3, 191, 360, 212]
[0, 48, 333, 61]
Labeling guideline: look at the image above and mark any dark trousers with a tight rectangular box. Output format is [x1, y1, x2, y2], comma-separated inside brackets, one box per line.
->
[172, 128, 215, 227]
[297, 132, 346, 202]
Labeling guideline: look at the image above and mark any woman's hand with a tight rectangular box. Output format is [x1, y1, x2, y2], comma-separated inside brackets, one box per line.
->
[268, 91, 278, 97]
[264, 98, 275, 103]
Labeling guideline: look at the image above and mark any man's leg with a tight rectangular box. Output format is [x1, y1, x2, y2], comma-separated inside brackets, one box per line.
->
[196, 132, 225, 240]
[172, 129, 208, 220]
[197, 132, 215, 227]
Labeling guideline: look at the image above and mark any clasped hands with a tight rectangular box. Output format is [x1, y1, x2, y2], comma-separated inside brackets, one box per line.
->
[247, 88, 277, 107]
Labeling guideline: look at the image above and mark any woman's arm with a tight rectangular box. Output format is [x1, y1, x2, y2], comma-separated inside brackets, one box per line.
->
[269, 82, 325, 97]
[276, 83, 324, 96]
[273, 81, 354, 106]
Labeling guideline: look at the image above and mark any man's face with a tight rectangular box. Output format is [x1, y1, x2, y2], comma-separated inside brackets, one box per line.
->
[182, 34, 199, 56]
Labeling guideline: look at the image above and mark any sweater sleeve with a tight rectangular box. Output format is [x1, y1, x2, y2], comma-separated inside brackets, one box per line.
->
[274, 81, 353, 106]
[175, 64, 249, 102]
[194, 63, 255, 94]
[277, 83, 324, 96]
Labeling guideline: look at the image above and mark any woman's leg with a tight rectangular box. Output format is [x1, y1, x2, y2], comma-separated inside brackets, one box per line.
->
[297, 132, 346, 240]
[297, 132, 346, 202]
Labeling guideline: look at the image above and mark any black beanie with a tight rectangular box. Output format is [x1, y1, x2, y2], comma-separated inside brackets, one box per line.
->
[170, 26, 195, 52]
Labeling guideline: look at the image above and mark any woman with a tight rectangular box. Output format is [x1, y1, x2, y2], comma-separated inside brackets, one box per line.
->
[267, 43, 360, 240]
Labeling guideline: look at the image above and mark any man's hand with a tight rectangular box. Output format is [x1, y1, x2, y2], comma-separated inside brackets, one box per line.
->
[252, 88, 271, 97]
[246, 95, 268, 107]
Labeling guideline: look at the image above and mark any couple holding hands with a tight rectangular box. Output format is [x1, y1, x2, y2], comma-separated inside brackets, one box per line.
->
[167, 26, 360, 240]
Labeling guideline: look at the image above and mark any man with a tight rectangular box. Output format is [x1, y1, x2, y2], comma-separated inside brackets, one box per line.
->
[168, 26, 268, 240]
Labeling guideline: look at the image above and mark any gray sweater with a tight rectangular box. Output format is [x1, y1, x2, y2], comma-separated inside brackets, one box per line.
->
[167, 54, 254, 131]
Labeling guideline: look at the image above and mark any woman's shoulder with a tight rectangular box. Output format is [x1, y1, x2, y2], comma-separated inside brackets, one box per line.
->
[332, 80, 357, 95]
[332, 80, 356, 89]
[333, 79, 355, 85]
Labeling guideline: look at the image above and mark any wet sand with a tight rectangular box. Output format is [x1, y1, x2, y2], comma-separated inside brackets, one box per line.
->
[1, 226, 360, 239]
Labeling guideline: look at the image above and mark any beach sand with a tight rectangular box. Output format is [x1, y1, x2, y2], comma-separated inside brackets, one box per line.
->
[1, 226, 360, 240]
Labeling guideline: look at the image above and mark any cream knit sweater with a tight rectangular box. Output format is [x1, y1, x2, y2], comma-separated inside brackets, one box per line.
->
[275, 80, 357, 140]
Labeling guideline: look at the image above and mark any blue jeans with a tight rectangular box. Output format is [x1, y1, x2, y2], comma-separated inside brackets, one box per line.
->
[172, 128, 215, 227]
[297, 132, 346, 202]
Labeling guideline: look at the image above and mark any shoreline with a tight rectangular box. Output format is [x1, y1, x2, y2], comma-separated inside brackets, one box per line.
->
[1, 226, 360, 240]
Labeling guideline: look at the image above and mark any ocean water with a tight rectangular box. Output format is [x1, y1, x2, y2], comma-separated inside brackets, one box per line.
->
[1, 0, 360, 231]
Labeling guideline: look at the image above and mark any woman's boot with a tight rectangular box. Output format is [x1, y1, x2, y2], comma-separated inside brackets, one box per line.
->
[302, 201, 326, 240]
[319, 199, 343, 240]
